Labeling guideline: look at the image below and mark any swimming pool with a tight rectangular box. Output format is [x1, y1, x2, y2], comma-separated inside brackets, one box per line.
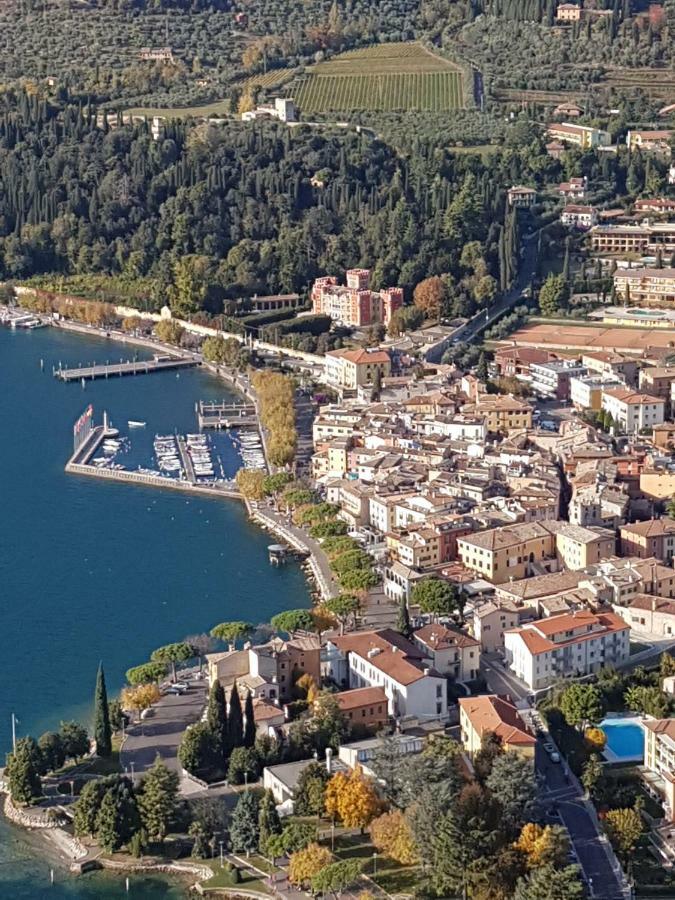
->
[600, 717, 645, 763]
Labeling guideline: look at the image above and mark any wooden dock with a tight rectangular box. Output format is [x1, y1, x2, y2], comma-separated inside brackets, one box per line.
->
[55, 356, 199, 382]
[197, 400, 258, 429]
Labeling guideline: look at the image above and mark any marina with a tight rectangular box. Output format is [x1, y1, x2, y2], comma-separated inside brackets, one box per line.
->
[197, 399, 258, 429]
[54, 355, 199, 382]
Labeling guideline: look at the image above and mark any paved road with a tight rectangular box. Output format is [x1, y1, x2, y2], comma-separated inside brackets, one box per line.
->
[120, 679, 207, 780]
[536, 734, 629, 899]
[482, 655, 530, 703]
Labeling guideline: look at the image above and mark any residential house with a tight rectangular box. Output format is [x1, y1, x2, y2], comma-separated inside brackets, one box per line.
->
[413, 624, 481, 682]
[582, 351, 638, 386]
[472, 600, 522, 652]
[324, 348, 392, 390]
[555, 2, 583, 21]
[459, 695, 535, 757]
[635, 198, 675, 215]
[620, 517, 675, 564]
[334, 686, 389, 732]
[324, 629, 448, 720]
[590, 222, 675, 255]
[456, 522, 556, 584]
[643, 719, 675, 821]
[570, 374, 625, 411]
[558, 176, 587, 199]
[543, 521, 616, 570]
[626, 130, 673, 155]
[601, 388, 665, 433]
[617, 594, 675, 637]
[561, 204, 597, 229]
[614, 268, 675, 307]
[508, 186, 537, 208]
[530, 359, 587, 400]
[493, 346, 554, 378]
[504, 610, 630, 690]
[462, 394, 533, 434]
[639, 366, 675, 408]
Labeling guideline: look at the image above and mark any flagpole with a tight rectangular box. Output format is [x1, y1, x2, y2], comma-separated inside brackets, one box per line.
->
[11, 713, 16, 753]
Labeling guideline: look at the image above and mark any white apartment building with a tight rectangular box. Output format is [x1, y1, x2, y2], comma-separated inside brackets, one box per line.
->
[570, 374, 625, 411]
[561, 205, 597, 229]
[601, 387, 665, 433]
[324, 629, 448, 720]
[504, 610, 630, 690]
[644, 719, 675, 821]
[413, 624, 481, 682]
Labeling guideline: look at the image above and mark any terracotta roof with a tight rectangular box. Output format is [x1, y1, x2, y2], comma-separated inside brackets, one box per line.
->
[335, 687, 388, 711]
[253, 700, 284, 721]
[506, 611, 629, 656]
[643, 718, 675, 740]
[629, 593, 675, 616]
[621, 518, 675, 538]
[458, 521, 551, 552]
[327, 348, 391, 365]
[459, 695, 535, 747]
[497, 570, 582, 601]
[414, 623, 480, 651]
[330, 629, 441, 686]
[602, 387, 663, 405]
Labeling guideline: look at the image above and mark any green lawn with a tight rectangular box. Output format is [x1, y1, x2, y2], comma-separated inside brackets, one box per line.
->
[202, 860, 271, 893]
[330, 832, 420, 895]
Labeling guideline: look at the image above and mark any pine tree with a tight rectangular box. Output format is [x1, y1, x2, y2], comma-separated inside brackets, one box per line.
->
[396, 597, 413, 639]
[137, 756, 179, 844]
[258, 789, 282, 852]
[476, 351, 489, 382]
[230, 790, 260, 855]
[243, 690, 256, 748]
[206, 679, 229, 762]
[94, 663, 112, 758]
[96, 789, 122, 852]
[6, 738, 42, 805]
[228, 682, 244, 750]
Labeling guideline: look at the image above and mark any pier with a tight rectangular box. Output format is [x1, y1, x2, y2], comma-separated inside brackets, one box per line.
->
[55, 355, 199, 382]
[197, 399, 258, 429]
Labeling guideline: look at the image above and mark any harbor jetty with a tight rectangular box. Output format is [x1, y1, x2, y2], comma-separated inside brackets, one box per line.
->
[54, 355, 198, 382]
[197, 399, 258, 429]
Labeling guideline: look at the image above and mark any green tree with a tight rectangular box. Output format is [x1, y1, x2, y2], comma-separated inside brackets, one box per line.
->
[190, 820, 211, 859]
[660, 651, 675, 677]
[230, 790, 260, 855]
[294, 761, 331, 816]
[338, 568, 378, 592]
[559, 683, 603, 731]
[150, 642, 192, 683]
[476, 351, 489, 382]
[311, 859, 363, 896]
[137, 756, 179, 844]
[513, 863, 584, 899]
[126, 662, 167, 685]
[206, 679, 229, 763]
[108, 700, 126, 733]
[324, 594, 360, 636]
[37, 732, 65, 773]
[411, 577, 458, 620]
[73, 780, 107, 837]
[605, 806, 643, 865]
[473, 730, 504, 783]
[270, 608, 315, 635]
[485, 752, 536, 831]
[539, 273, 569, 317]
[581, 753, 604, 798]
[210, 621, 253, 644]
[6, 738, 42, 805]
[396, 596, 412, 639]
[243, 690, 256, 748]
[258, 789, 282, 852]
[60, 721, 90, 762]
[228, 682, 244, 749]
[96, 789, 122, 853]
[94, 664, 112, 758]
[178, 723, 215, 776]
[227, 746, 260, 785]
[624, 685, 670, 718]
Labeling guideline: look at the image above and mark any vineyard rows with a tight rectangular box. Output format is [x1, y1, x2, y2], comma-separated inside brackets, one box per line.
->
[293, 71, 463, 112]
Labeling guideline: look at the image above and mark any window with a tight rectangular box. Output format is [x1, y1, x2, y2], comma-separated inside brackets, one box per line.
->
[436, 685, 443, 698]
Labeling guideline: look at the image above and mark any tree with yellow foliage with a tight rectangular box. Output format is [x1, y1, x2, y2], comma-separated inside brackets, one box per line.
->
[369, 809, 418, 865]
[585, 727, 607, 753]
[237, 89, 256, 115]
[295, 673, 319, 703]
[288, 842, 333, 888]
[324, 765, 380, 831]
[235, 468, 267, 501]
[121, 683, 161, 722]
[514, 822, 569, 869]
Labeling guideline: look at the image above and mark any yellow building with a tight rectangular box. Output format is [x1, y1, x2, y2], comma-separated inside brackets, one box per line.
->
[643, 719, 675, 821]
[545, 522, 616, 570]
[386, 528, 441, 569]
[640, 469, 675, 500]
[462, 393, 533, 434]
[324, 348, 391, 390]
[456, 522, 555, 584]
[458, 695, 535, 758]
[547, 122, 610, 150]
[614, 267, 675, 306]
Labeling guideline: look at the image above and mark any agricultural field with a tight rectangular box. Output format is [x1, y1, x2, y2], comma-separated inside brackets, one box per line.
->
[292, 42, 465, 113]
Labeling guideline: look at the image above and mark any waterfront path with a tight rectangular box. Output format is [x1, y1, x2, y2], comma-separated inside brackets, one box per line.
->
[250, 505, 339, 600]
[120, 678, 207, 782]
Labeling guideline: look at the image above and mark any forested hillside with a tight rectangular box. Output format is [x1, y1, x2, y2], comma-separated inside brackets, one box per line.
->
[0, 93, 540, 316]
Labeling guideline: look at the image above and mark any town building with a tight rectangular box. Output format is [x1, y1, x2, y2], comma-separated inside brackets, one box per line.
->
[324, 348, 392, 391]
[504, 610, 630, 690]
[553, 102, 582, 118]
[613, 268, 675, 307]
[493, 346, 554, 377]
[241, 97, 298, 123]
[626, 130, 673, 154]
[555, 2, 582, 21]
[413, 624, 480, 682]
[508, 186, 537, 208]
[620, 517, 675, 564]
[570, 374, 625, 411]
[461, 393, 533, 433]
[639, 366, 675, 405]
[634, 198, 675, 215]
[640, 466, 675, 500]
[459, 695, 535, 757]
[601, 387, 665, 433]
[590, 222, 675, 255]
[561, 204, 598, 229]
[334, 686, 389, 732]
[581, 351, 638, 386]
[558, 176, 587, 199]
[544, 521, 616, 570]
[546, 122, 611, 150]
[530, 359, 587, 400]
[643, 718, 675, 820]
[456, 522, 556, 584]
[324, 629, 448, 720]
[617, 593, 675, 637]
[311, 270, 403, 327]
[206, 635, 321, 703]
[472, 599, 521, 652]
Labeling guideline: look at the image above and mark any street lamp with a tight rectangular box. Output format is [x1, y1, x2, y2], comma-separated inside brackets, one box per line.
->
[130, 761, 135, 781]
[372, 852, 378, 877]
[219, 841, 224, 868]
[331, 821, 335, 852]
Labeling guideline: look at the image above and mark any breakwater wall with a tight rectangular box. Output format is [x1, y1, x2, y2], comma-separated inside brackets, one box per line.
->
[66, 461, 243, 501]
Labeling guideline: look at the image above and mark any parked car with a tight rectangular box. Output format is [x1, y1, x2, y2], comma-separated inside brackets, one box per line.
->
[550, 751, 561, 763]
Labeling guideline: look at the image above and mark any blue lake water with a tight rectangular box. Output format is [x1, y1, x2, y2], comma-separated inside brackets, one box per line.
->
[0, 324, 311, 897]
[600, 717, 645, 761]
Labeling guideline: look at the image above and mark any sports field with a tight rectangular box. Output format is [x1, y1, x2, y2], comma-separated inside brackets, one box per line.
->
[504, 321, 675, 353]
[292, 42, 464, 113]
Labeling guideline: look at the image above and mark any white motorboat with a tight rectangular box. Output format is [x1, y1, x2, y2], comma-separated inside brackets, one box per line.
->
[128, 420, 146, 428]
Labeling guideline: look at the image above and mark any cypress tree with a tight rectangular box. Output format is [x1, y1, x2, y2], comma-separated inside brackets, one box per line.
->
[258, 789, 281, 852]
[228, 681, 244, 750]
[243, 690, 256, 748]
[396, 597, 413, 639]
[207, 679, 229, 762]
[94, 663, 112, 758]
